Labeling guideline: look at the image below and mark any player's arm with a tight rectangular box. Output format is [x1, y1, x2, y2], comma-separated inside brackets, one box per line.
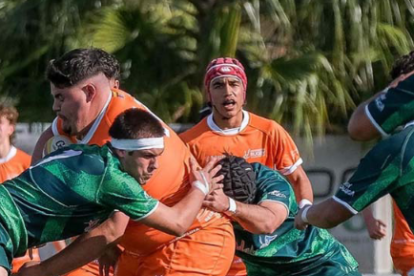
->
[347, 92, 383, 141]
[295, 198, 354, 229]
[285, 166, 313, 205]
[31, 127, 54, 164]
[361, 206, 386, 240]
[203, 188, 288, 234]
[17, 212, 129, 276]
[138, 157, 223, 236]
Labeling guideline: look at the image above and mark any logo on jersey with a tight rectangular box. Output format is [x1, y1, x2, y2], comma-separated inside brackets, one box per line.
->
[267, 190, 286, 198]
[374, 93, 387, 112]
[258, 234, 278, 248]
[339, 182, 355, 197]
[244, 149, 265, 159]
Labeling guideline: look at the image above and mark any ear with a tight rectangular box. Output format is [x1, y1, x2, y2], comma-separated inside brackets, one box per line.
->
[114, 148, 127, 158]
[113, 80, 120, 89]
[81, 84, 97, 103]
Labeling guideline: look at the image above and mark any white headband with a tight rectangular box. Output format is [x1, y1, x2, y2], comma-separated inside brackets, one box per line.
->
[111, 137, 164, 151]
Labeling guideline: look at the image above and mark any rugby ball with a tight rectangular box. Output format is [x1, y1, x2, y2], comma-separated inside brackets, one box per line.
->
[42, 135, 73, 157]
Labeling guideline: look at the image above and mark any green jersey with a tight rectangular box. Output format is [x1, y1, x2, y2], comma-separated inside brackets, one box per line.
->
[335, 125, 414, 232]
[235, 163, 358, 274]
[0, 144, 158, 257]
[366, 73, 414, 136]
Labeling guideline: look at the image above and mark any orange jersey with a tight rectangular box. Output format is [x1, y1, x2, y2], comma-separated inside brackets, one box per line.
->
[0, 147, 39, 273]
[180, 111, 302, 174]
[0, 147, 31, 182]
[391, 201, 414, 275]
[180, 111, 302, 276]
[53, 89, 230, 275]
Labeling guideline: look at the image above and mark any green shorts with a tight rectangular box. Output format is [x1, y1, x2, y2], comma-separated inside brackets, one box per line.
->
[0, 222, 12, 274]
[244, 243, 361, 276]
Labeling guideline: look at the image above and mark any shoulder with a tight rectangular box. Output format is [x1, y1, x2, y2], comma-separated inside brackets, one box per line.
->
[248, 113, 288, 135]
[179, 118, 210, 143]
[15, 148, 31, 166]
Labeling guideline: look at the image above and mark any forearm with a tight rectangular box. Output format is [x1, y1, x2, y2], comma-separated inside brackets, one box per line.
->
[144, 188, 206, 236]
[231, 201, 286, 234]
[286, 168, 313, 203]
[304, 198, 353, 229]
[35, 213, 127, 276]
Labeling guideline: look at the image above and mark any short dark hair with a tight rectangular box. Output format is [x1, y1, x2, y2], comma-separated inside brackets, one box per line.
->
[109, 109, 165, 140]
[47, 48, 120, 88]
[390, 51, 414, 80]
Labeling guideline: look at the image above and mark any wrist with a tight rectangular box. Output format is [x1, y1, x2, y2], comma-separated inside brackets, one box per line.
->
[301, 205, 312, 224]
[224, 197, 237, 216]
[192, 180, 209, 196]
[298, 199, 312, 209]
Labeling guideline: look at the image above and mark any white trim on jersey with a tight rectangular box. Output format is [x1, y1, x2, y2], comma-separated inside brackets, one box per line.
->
[77, 91, 113, 144]
[132, 200, 160, 222]
[0, 146, 17, 164]
[278, 158, 303, 176]
[332, 196, 359, 215]
[207, 110, 249, 135]
[133, 99, 170, 138]
[51, 117, 60, 136]
[404, 120, 414, 129]
[364, 104, 389, 138]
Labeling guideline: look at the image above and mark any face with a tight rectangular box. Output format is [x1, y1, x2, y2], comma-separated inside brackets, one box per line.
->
[51, 83, 93, 135]
[0, 116, 14, 144]
[209, 77, 244, 120]
[121, 148, 164, 185]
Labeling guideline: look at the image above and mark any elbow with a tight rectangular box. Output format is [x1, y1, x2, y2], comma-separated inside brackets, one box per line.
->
[252, 222, 279, 235]
[104, 224, 124, 244]
[168, 221, 188, 237]
[347, 124, 366, 141]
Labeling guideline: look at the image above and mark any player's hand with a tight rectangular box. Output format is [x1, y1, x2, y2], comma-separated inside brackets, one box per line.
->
[365, 217, 386, 240]
[15, 261, 42, 276]
[99, 245, 122, 276]
[294, 208, 309, 230]
[203, 188, 230, 213]
[190, 156, 223, 196]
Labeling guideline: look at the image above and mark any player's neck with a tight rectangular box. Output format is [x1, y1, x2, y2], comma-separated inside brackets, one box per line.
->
[0, 140, 12, 159]
[212, 111, 243, 130]
[76, 88, 111, 141]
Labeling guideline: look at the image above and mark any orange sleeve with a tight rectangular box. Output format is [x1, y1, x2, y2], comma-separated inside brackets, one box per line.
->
[269, 122, 302, 175]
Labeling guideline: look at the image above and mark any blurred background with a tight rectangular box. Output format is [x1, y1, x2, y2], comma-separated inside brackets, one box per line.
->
[3, 0, 414, 275]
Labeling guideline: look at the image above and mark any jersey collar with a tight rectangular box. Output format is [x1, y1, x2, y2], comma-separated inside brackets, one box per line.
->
[404, 120, 414, 129]
[0, 146, 17, 164]
[77, 90, 113, 144]
[207, 110, 249, 135]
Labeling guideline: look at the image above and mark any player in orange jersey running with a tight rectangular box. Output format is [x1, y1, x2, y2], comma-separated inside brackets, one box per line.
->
[0, 105, 40, 274]
[30, 48, 234, 276]
[180, 57, 314, 276]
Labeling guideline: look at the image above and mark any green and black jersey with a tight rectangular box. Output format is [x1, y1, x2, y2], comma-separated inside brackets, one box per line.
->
[0, 144, 158, 258]
[335, 125, 414, 234]
[235, 163, 359, 275]
[366, 74, 414, 136]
